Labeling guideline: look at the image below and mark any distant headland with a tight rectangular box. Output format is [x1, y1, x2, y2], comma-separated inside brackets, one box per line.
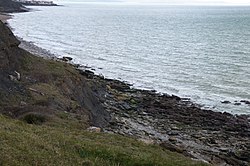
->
[13, 0, 58, 6]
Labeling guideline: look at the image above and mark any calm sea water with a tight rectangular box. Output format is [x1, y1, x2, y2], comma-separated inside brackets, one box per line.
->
[9, 3, 250, 114]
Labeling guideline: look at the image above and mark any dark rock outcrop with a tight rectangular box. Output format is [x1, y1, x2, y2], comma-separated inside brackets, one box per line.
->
[0, 20, 110, 127]
[0, 0, 28, 13]
[0, 20, 20, 47]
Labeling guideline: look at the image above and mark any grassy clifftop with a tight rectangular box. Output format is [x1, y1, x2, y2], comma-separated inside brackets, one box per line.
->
[0, 114, 207, 166]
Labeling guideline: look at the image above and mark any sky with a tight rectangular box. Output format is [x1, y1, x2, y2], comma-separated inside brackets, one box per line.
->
[121, 0, 250, 5]
[57, 0, 250, 5]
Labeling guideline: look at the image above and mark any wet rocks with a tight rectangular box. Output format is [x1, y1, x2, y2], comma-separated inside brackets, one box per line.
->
[160, 141, 185, 153]
[168, 130, 179, 136]
[221, 101, 231, 104]
[240, 100, 250, 105]
[168, 136, 177, 143]
[77, 69, 94, 79]
[61, 56, 73, 62]
[221, 100, 250, 106]
[101, 78, 250, 165]
[234, 150, 250, 162]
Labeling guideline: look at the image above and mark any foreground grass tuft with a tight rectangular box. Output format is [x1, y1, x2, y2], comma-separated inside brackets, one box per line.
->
[22, 113, 47, 125]
[0, 115, 207, 166]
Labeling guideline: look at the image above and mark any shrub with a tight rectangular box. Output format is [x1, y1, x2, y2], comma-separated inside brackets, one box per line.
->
[22, 113, 47, 125]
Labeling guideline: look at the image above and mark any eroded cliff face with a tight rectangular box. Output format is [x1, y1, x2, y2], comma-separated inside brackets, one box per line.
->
[0, 21, 26, 102]
[0, 21, 20, 68]
[0, 21, 110, 128]
[0, 21, 19, 46]
[0, 0, 27, 13]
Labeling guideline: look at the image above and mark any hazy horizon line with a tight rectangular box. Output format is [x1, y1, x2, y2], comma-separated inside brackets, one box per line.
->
[55, 0, 250, 6]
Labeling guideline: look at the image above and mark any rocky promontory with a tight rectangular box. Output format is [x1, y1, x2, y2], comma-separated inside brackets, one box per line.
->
[0, 0, 27, 12]
[0, 14, 249, 166]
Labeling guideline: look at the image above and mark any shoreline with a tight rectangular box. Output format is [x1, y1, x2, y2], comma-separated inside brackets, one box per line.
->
[1, 9, 250, 166]
[0, 13, 12, 23]
[9, 28, 250, 115]
[6, 7, 250, 115]
[10, 30, 250, 165]
[0, 11, 56, 58]
[17, 37, 56, 58]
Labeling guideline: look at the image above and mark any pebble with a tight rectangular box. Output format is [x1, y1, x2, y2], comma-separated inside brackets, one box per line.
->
[169, 137, 177, 143]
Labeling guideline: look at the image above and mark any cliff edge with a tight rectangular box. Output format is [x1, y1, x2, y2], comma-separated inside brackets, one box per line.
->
[0, 0, 27, 13]
[0, 20, 110, 128]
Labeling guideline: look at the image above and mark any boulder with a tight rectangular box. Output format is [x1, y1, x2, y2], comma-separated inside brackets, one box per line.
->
[221, 101, 231, 104]
[240, 100, 250, 105]
[87, 126, 101, 133]
[138, 138, 155, 145]
[160, 141, 185, 153]
[61, 56, 73, 62]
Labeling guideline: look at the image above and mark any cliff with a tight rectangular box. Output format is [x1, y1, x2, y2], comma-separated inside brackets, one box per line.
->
[0, 20, 110, 127]
[0, 0, 27, 13]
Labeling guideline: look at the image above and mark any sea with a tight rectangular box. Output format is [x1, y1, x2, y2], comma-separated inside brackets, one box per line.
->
[8, 2, 250, 114]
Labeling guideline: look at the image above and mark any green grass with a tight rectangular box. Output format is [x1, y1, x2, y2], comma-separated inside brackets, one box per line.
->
[0, 52, 208, 165]
[20, 53, 78, 78]
[0, 115, 208, 166]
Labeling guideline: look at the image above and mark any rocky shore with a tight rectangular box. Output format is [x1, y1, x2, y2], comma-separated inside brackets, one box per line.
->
[0, 4, 249, 165]
[100, 78, 250, 165]
[17, 37, 56, 58]
[10, 36, 250, 165]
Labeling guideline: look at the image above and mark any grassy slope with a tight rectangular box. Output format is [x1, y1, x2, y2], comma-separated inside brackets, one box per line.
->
[0, 114, 208, 166]
[0, 44, 207, 165]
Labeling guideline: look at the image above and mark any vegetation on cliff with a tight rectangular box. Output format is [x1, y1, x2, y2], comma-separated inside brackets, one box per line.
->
[0, 114, 207, 166]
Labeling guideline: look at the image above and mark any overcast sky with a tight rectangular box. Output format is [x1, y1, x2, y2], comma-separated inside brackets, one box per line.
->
[121, 0, 250, 4]
[58, 0, 250, 5]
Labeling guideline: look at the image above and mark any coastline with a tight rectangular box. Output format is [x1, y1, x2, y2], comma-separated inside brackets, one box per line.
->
[8, 4, 250, 115]
[1, 9, 250, 166]
[10, 30, 250, 166]
[17, 37, 56, 58]
[0, 13, 12, 23]
[0, 14, 56, 58]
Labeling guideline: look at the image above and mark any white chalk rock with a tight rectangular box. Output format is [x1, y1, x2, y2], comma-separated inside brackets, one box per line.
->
[87, 126, 101, 133]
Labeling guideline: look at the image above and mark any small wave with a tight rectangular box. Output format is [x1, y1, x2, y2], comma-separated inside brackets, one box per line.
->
[9, 4, 250, 114]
